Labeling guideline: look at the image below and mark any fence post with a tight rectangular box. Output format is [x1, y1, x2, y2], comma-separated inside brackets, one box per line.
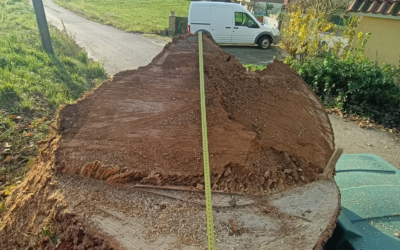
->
[169, 11, 176, 37]
[32, 0, 54, 54]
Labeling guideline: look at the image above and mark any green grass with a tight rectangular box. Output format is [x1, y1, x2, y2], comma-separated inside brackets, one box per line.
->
[0, 0, 107, 192]
[54, 0, 191, 33]
[243, 64, 267, 71]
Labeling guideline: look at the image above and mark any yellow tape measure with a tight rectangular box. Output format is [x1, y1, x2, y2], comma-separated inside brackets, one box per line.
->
[198, 32, 216, 250]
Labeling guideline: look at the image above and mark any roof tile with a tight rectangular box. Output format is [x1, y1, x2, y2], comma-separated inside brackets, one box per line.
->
[346, 0, 400, 16]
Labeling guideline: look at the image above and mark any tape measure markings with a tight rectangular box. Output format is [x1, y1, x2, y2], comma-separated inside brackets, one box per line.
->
[198, 32, 216, 250]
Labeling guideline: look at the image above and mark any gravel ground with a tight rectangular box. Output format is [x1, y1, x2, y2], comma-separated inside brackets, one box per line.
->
[330, 114, 399, 169]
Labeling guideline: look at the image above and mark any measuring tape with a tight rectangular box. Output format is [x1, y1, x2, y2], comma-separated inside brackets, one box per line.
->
[198, 32, 216, 250]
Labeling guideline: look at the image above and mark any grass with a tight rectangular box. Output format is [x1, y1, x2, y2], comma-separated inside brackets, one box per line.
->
[54, 0, 191, 33]
[0, 0, 107, 197]
[243, 64, 267, 71]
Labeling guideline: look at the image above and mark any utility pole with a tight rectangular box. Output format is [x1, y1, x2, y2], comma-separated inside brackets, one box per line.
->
[32, 0, 54, 54]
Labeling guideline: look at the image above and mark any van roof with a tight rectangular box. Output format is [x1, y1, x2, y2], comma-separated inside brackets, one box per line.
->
[190, 2, 241, 7]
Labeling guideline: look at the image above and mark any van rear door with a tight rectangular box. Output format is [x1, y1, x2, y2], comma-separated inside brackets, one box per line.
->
[210, 5, 233, 44]
[188, 3, 211, 34]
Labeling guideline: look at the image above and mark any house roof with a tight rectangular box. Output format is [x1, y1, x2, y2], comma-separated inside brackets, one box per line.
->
[346, 0, 400, 17]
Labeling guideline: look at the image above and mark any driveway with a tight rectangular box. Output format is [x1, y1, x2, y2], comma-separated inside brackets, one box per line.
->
[330, 115, 399, 169]
[220, 45, 285, 65]
[39, 0, 164, 76]
[41, 0, 399, 169]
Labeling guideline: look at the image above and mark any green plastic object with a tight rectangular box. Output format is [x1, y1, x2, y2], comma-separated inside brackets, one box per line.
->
[330, 154, 400, 250]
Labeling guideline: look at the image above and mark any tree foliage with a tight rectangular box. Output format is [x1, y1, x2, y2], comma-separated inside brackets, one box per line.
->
[279, 2, 400, 128]
[291, 0, 350, 20]
[279, 6, 334, 63]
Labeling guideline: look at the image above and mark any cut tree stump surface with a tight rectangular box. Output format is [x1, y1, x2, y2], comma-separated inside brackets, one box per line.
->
[55, 34, 334, 194]
[0, 34, 339, 250]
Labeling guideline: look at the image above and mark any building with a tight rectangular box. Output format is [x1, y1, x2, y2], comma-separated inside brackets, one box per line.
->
[346, 0, 400, 66]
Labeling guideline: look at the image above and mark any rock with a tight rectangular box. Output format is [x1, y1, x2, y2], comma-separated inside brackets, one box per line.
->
[224, 167, 232, 177]
[277, 178, 285, 191]
[229, 198, 237, 207]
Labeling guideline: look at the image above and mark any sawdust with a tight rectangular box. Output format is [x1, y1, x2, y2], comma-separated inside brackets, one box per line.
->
[54, 34, 334, 194]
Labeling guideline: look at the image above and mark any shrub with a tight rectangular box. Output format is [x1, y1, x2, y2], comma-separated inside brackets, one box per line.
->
[286, 54, 400, 128]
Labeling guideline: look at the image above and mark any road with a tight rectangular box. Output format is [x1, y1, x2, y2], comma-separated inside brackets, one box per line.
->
[220, 45, 285, 65]
[41, 0, 399, 169]
[39, 0, 164, 76]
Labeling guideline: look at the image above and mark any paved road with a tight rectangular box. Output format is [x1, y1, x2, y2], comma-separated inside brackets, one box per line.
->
[40, 0, 164, 76]
[221, 45, 285, 65]
[42, 0, 399, 169]
[40, 0, 283, 74]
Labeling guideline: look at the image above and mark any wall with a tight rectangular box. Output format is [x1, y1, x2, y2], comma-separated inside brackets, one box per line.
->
[169, 15, 188, 36]
[357, 16, 400, 66]
[263, 16, 278, 28]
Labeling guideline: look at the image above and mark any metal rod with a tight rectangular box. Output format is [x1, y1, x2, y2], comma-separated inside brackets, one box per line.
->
[32, 0, 54, 54]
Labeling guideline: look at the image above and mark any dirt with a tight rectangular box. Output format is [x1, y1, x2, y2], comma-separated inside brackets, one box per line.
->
[0, 34, 337, 249]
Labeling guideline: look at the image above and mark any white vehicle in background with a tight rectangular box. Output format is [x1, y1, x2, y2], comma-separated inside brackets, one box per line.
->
[188, 2, 280, 49]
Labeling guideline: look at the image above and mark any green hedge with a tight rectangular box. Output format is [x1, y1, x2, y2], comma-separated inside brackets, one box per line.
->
[288, 54, 400, 128]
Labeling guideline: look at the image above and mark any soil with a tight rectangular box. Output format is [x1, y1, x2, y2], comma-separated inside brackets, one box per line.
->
[0, 34, 337, 249]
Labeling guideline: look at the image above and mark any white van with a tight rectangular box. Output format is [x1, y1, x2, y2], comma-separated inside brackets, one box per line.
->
[188, 2, 280, 49]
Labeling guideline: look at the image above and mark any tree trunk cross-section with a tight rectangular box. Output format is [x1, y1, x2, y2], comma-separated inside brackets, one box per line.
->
[0, 34, 339, 250]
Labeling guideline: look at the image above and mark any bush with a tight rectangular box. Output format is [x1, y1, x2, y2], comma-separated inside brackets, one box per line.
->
[286, 54, 400, 128]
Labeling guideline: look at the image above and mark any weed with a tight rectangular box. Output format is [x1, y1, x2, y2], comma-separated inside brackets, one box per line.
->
[42, 228, 51, 236]
[243, 64, 267, 71]
[0, 200, 6, 212]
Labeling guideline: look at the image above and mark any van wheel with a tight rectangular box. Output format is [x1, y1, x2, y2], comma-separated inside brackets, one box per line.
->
[258, 36, 271, 49]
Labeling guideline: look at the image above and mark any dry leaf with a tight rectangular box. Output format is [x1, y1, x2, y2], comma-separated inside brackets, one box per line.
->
[28, 133, 34, 137]
[3, 155, 11, 163]
[9, 115, 21, 120]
